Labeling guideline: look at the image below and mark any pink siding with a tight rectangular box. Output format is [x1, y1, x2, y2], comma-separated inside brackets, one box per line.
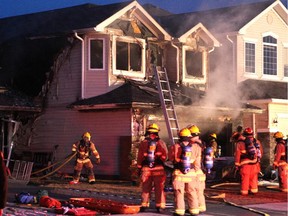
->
[32, 105, 132, 176]
[83, 34, 111, 98]
[47, 42, 82, 106]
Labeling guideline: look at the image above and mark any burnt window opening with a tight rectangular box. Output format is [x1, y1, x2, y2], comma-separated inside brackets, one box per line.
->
[90, 39, 104, 69]
[116, 40, 142, 72]
[185, 50, 203, 78]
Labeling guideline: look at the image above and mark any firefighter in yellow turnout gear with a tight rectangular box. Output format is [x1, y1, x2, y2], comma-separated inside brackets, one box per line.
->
[188, 125, 206, 214]
[70, 132, 100, 185]
[137, 123, 168, 213]
[169, 128, 202, 216]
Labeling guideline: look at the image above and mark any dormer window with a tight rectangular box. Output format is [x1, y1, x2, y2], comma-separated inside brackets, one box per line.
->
[112, 36, 145, 78]
[263, 35, 277, 75]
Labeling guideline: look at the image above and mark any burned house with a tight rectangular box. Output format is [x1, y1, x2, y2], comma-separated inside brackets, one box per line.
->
[1, 0, 283, 179]
[153, 0, 288, 168]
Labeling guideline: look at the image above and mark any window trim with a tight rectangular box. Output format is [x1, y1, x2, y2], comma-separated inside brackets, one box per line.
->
[112, 36, 146, 78]
[244, 41, 256, 74]
[88, 38, 105, 71]
[262, 35, 277, 76]
[182, 45, 206, 84]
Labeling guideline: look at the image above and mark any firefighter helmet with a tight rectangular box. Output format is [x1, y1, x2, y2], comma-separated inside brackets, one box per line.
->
[243, 127, 253, 136]
[147, 123, 160, 133]
[209, 133, 217, 139]
[273, 131, 284, 139]
[179, 128, 191, 137]
[188, 125, 200, 136]
[82, 132, 91, 139]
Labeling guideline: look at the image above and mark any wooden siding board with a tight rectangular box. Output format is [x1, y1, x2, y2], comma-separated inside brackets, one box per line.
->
[31, 108, 132, 176]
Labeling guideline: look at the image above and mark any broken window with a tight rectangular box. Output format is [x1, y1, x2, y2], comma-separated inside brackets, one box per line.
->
[113, 36, 145, 77]
[89, 38, 104, 70]
[185, 50, 203, 78]
[263, 35, 277, 75]
[245, 42, 255, 73]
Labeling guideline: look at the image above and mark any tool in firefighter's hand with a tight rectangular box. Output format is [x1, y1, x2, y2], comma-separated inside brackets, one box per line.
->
[95, 158, 100, 164]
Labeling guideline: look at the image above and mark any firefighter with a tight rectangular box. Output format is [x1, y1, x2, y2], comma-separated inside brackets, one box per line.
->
[207, 133, 218, 158]
[137, 123, 167, 213]
[188, 125, 206, 214]
[0, 151, 7, 216]
[273, 131, 288, 192]
[70, 132, 100, 185]
[234, 127, 263, 195]
[169, 128, 202, 216]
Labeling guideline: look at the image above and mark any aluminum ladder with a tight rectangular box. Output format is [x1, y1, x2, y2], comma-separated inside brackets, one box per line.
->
[153, 66, 180, 145]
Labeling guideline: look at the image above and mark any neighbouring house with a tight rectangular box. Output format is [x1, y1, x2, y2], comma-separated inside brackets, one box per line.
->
[154, 0, 288, 168]
[0, 0, 272, 180]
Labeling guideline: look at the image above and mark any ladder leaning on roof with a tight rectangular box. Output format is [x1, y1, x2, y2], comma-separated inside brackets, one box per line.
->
[153, 66, 180, 145]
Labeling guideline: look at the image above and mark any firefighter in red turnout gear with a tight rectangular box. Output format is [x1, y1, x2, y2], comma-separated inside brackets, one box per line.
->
[169, 128, 202, 216]
[70, 132, 100, 185]
[137, 123, 168, 213]
[234, 127, 263, 195]
[273, 131, 288, 192]
[0, 151, 8, 216]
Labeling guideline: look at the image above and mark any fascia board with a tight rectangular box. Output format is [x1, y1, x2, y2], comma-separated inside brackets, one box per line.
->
[178, 23, 220, 47]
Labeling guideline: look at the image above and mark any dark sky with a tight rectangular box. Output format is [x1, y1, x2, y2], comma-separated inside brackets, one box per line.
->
[1, 0, 287, 18]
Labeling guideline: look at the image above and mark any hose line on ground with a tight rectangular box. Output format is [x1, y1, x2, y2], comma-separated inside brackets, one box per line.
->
[30, 152, 76, 180]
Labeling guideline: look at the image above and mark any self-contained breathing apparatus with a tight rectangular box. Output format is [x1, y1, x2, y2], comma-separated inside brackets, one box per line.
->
[204, 147, 214, 174]
[147, 139, 156, 168]
[244, 138, 261, 162]
[174, 142, 193, 174]
[77, 140, 91, 159]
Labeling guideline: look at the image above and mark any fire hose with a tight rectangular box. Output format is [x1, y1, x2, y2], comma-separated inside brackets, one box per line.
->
[29, 152, 76, 180]
[207, 182, 270, 216]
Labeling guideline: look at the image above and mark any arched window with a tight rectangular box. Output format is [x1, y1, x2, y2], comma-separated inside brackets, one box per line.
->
[263, 36, 277, 75]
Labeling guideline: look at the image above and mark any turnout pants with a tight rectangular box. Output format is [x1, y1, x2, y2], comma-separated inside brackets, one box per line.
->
[240, 163, 260, 195]
[73, 158, 95, 183]
[140, 166, 166, 209]
[172, 169, 199, 215]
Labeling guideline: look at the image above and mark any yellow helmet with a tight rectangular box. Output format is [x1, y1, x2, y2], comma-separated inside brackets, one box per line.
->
[179, 128, 191, 137]
[82, 132, 91, 139]
[273, 131, 284, 139]
[210, 133, 217, 139]
[147, 123, 160, 133]
[188, 125, 200, 136]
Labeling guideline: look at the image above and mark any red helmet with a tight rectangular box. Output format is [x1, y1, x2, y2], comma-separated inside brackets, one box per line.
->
[243, 127, 253, 136]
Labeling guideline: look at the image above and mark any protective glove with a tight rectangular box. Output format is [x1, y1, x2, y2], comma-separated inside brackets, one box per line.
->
[95, 158, 100, 164]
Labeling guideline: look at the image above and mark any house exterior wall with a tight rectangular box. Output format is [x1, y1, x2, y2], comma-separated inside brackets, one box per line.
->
[83, 33, 111, 99]
[47, 42, 82, 105]
[236, 8, 288, 83]
[31, 107, 132, 176]
[165, 44, 178, 82]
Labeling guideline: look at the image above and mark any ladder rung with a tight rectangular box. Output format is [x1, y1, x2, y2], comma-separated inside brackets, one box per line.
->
[164, 99, 171, 101]
[160, 80, 167, 82]
[169, 118, 176, 120]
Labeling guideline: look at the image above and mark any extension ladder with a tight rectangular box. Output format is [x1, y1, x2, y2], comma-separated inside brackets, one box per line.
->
[153, 66, 180, 145]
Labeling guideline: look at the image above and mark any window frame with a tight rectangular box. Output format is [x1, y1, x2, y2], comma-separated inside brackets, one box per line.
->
[182, 45, 206, 84]
[88, 38, 105, 71]
[112, 36, 146, 78]
[262, 35, 277, 76]
[244, 42, 256, 73]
